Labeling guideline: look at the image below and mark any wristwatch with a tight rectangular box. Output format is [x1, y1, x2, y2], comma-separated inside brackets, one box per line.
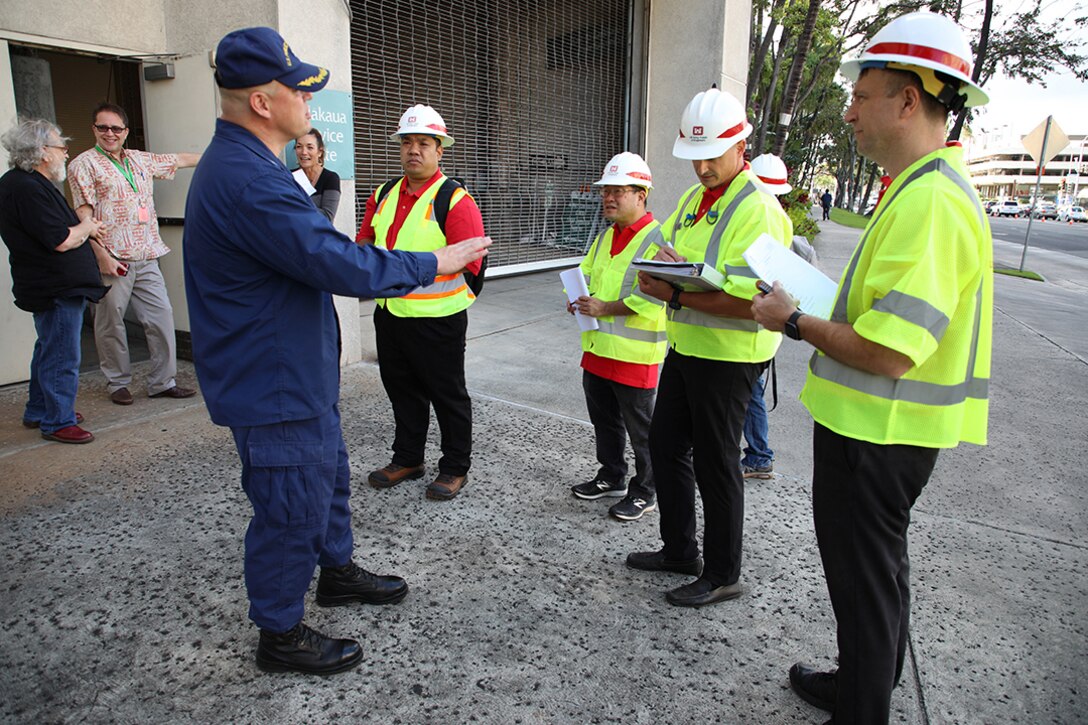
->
[669, 288, 683, 310]
[784, 310, 806, 340]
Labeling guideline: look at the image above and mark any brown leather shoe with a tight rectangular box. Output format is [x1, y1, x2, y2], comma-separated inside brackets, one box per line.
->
[150, 385, 197, 399]
[41, 425, 95, 444]
[110, 387, 134, 405]
[426, 473, 467, 501]
[367, 463, 425, 489]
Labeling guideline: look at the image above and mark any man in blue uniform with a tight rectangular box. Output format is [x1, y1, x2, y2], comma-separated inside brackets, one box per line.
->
[183, 27, 489, 675]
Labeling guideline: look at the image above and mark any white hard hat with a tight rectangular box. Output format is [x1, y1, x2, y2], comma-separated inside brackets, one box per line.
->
[390, 104, 455, 147]
[673, 87, 752, 160]
[594, 152, 653, 190]
[750, 154, 792, 195]
[840, 11, 988, 108]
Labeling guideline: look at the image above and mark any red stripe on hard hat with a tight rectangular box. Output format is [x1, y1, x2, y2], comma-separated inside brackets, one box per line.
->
[717, 121, 748, 139]
[627, 171, 652, 181]
[758, 174, 787, 184]
[425, 123, 448, 133]
[866, 42, 970, 76]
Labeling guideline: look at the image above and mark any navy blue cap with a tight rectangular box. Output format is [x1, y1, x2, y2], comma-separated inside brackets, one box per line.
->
[214, 27, 329, 92]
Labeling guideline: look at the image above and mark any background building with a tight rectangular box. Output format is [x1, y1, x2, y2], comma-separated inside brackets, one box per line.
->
[965, 124, 1087, 204]
[0, 0, 750, 386]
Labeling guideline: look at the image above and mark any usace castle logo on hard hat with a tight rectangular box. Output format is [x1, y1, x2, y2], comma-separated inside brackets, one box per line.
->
[408, 116, 417, 123]
[609, 165, 619, 173]
[693, 126, 704, 137]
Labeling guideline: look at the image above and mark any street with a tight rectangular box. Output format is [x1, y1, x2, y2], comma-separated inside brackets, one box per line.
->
[989, 214, 1088, 258]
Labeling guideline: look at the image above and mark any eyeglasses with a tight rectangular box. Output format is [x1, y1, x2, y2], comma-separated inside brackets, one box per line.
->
[45, 144, 69, 154]
[598, 187, 640, 198]
[93, 124, 127, 134]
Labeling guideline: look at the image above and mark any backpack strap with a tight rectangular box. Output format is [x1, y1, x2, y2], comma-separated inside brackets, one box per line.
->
[433, 177, 464, 235]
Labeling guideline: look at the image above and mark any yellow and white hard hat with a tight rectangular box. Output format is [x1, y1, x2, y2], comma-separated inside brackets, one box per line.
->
[750, 154, 792, 196]
[390, 104, 455, 147]
[840, 11, 989, 109]
[594, 152, 653, 190]
[673, 87, 752, 161]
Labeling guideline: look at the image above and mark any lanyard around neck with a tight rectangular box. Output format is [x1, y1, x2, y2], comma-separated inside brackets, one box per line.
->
[95, 145, 138, 193]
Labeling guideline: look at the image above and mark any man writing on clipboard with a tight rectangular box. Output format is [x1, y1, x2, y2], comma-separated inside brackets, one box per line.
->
[626, 87, 791, 607]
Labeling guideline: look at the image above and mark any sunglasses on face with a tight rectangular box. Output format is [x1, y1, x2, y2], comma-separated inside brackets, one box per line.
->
[94, 124, 127, 134]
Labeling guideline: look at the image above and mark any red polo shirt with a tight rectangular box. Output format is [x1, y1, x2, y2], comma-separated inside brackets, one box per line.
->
[582, 212, 660, 389]
[355, 169, 483, 274]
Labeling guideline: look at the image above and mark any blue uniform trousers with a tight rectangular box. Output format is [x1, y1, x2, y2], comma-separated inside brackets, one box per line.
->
[230, 405, 354, 632]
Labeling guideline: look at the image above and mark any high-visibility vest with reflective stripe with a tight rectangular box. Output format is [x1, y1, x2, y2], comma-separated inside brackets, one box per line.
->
[373, 174, 474, 318]
[800, 146, 992, 448]
[578, 221, 668, 365]
[662, 170, 793, 362]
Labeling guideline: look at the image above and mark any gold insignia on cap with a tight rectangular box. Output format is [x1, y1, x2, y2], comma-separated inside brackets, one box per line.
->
[297, 68, 328, 87]
[283, 41, 292, 67]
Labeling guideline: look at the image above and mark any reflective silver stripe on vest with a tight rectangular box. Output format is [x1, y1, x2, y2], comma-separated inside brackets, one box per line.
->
[668, 179, 758, 330]
[703, 182, 756, 266]
[673, 187, 702, 236]
[408, 275, 466, 297]
[725, 264, 756, 279]
[620, 227, 666, 300]
[873, 290, 950, 339]
[669, 308, 761, 332]
[595, 318, 668, 343]
[811, 157, 988, 405]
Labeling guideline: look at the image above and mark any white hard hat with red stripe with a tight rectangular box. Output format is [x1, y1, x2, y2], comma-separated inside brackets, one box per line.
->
[840, 11, 988, 109]
[750, 154, 792, 195]
[673, 87, 752, 160]
[594, 152, 654, 190]
[390, 104, 455, 147]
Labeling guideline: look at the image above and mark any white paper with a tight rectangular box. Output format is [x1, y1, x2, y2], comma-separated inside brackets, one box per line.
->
[742, 233, 839, 319]
[292, 168, 317, 196]
[630, 258, 725, 292]
[559, 268, 599, 331]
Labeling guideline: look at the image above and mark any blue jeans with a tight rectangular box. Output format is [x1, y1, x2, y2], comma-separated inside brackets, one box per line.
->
[741, 373, 774, 468]
[230, 406, 355, 632]
[24, 296, 86, 434]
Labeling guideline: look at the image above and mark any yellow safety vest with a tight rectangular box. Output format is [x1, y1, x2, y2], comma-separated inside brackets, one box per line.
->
[662, 169, 793, 362]
[373, 175, 475, 318]
[579, 221, 668, 365]
[800, 146, 992, 448]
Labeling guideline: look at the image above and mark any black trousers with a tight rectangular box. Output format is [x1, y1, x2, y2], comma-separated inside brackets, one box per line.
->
[373, 305, 472, 476]
[582, 370, 656, 499]
[650, 349, 759, 586]
[812, 423, 938, 725]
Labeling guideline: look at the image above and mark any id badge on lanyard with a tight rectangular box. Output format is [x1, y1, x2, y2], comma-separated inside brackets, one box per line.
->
[137, 204, 150, 225]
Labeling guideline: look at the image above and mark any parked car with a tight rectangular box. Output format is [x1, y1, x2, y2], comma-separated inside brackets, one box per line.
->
[1032, 201, 1058, 219]
[993, 200, 1022, 217]
[1059, 206, 1087, 223]
[984, 200, 999, 214]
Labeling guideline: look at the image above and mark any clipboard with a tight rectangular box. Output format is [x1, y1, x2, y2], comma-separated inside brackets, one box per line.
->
[631, 259, 725, 292]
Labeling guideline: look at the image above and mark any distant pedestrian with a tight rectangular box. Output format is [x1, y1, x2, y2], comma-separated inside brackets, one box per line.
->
[820, 189, 832, 220]
[753, 10, 993, 724]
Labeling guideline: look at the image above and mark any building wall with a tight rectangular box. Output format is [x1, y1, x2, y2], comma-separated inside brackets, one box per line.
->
[0, 0, 750, 385]
[645, 0, 751, 218]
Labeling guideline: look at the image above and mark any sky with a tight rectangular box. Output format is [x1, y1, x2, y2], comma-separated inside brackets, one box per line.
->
[963, 0, 1087, 138]
[975, 69, 1088, 139]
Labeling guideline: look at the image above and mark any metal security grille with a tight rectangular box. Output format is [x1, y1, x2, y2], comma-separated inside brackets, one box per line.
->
[349, 0, 632, 268]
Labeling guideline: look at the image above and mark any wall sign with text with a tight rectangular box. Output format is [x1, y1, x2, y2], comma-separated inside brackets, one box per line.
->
[285, 89, 355, 180]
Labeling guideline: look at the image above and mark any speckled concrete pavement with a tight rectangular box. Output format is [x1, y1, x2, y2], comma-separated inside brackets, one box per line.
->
[0, 218, 1085, 724]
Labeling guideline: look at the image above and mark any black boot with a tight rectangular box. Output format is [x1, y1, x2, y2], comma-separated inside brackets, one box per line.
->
[315, 561, 409, 606]
[255, 622, 362, 675]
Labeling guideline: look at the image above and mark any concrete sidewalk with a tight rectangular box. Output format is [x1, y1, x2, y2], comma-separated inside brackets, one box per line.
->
[0, 219, 1085, 723]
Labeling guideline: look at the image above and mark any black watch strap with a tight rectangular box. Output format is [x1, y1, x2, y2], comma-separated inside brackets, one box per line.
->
[669, 288, 682, 310]
[785, 310, 805, 340]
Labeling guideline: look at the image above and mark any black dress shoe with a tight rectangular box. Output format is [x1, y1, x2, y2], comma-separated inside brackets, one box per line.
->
[256, 622, 362, 675]
[789, 662, 837, 712]
[665, 576, 742, 607]
[626, 549, 703, 576]
[315, 561, 409, 606]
